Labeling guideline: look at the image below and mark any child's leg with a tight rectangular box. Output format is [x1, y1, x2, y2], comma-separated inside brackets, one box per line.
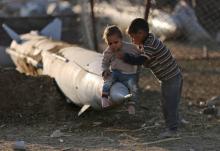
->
[102, 78, 111, 97]
[101, 76, 114, 108]
[127, 78, 138, 115]
[127, 77, 138, 103]
[121, 75, 138, 114]
[102, 70, 119, 96]
[161, 73, 183, 131]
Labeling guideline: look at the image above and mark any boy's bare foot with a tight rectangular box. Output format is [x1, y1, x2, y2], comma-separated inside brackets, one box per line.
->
[127, 104, 135, 115]
[101, 97, 112, 108]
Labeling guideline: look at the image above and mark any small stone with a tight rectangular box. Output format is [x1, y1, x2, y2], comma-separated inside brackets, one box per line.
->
[199, 101, 205, 107]
[181, 118, 190, 125]
[141, 123, 146, 128]
[13, 141, 26, 150]
[202, 45, 208, 58]
[188, 101, 193, 107]
[154, 122, 160, 126]
[50, 130, 63, 138]
[93, 122, 102, 126]
[0, 124, 6, 128]
[59, 139, 64, 143]
[145, 85, 151, 90]
[207, 115, 212, 119]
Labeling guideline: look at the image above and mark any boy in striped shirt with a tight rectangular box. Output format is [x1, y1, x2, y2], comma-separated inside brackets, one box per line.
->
[119, 18, 183, 138]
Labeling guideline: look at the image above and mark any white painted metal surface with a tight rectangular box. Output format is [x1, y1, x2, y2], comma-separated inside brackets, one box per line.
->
[3, 20, 131, 112]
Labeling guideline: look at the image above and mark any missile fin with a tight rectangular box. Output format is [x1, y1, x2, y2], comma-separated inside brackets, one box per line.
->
[2, 24, 22, 44]
[78, 104, 91, 116]
[40, 18, 62, 40]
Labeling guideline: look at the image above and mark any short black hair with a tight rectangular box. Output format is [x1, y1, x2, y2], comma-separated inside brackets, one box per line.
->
[103, 25, 122, 43]
[127, 18, 149, 34]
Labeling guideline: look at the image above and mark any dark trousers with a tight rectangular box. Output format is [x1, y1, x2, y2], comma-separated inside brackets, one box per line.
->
[161, 73, 183, 130]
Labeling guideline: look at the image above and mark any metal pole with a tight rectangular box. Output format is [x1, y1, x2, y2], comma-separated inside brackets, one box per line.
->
[144, 0, 151, 21]
[90, 0, 98, 52]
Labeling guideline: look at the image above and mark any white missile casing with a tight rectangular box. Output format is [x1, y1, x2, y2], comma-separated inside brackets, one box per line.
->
[2, 19, 131, 114]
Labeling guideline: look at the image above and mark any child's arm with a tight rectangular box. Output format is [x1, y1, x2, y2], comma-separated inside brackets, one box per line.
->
[117, 53, 146, 65]
[101, 49, 112, 78]
[123, 53, 146, 65]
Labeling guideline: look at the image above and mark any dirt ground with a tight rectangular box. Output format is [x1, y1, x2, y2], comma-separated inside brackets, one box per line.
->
[0, 45, 220, 151]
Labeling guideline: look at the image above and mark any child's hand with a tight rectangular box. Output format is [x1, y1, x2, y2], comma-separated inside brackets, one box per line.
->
[102, 70, 111, 80]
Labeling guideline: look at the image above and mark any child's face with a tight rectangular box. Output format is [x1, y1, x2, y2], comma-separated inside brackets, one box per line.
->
[129, 30, 146, 45]
[106, 34, 122, 52]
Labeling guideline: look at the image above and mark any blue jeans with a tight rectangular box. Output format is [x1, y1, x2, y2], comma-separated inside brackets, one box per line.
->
[102, 70, 138, 104]
[161, 73, 183, 130]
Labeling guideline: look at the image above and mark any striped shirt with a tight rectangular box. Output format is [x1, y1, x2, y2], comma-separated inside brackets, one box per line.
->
[141, 33, 181, 81]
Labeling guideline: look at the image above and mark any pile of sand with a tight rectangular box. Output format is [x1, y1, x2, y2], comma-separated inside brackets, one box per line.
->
[0, 68, 77, 124]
